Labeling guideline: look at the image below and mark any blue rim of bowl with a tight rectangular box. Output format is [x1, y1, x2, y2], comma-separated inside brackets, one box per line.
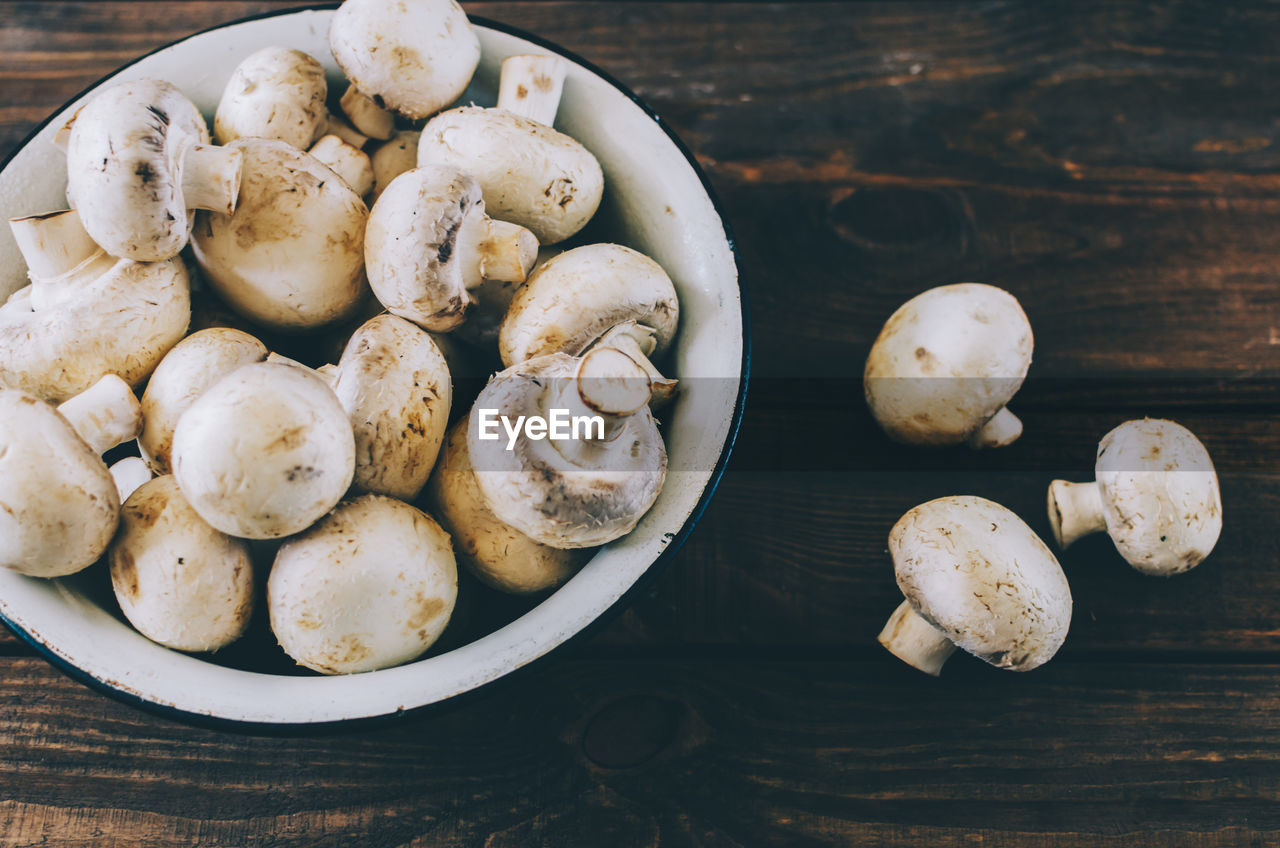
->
[0, 4, 751, 734]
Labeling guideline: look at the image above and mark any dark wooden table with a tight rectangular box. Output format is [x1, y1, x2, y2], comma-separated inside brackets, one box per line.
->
[4, 1, 1280, 845]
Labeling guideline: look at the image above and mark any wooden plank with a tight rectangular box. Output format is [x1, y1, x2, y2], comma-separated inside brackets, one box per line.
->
[1, 656, 1280, 846]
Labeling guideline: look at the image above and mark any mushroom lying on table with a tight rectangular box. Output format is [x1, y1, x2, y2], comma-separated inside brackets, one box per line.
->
[365, 165, 537, 331]
[138, 327, 270, 475]
[1048, 418, 1222, 575]
[171, 361, 355, 539]
[109, 475, 254, 652]
[329, 0, 480, 138]
[214, 47, 329, 149]
[499, 243, 679, 402]
[268, 494, 458, 674]
[66, 79, 242, 261]
[2, 209, 190, 403]
[877, 495, 1072, 676]
[418, 54, 603, 245]
[191, 138, 368, 331]
[864, 283, 1033, 449]
[467, 348, 668, 549]
[0, 374, 142, 577]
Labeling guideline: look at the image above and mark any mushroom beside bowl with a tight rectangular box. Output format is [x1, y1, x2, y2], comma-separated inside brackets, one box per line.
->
[0, 7, 746, 728]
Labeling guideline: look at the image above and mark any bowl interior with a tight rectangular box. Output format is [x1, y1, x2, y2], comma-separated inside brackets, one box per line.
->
[0, 9, 742, 725]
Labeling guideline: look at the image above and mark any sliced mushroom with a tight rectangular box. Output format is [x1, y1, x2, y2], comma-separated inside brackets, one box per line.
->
[309, 134, 374, 197]
[469, 349, 667, 548]
[864, 283, 1033, 449]
[214, 47, 329, 149]
[66, 79, 242, 261]
[329, 0, 480, 130]
[268, 494, 458, 674]
[430, 420, 588, 593]
[2, 209, 190, 403]
[138, 327, 269, 474]
[369, 130, 420, 202]
[191, 138, 368, 331]
[418, 55, 603, 245]
[171, 361, 355, 539]
[1048, 419, 1222, 575]
[109, 475, 254, 652]
[877, 496, 1072, 676]
[0, 374, 142, 577]
[499, 243, 679, 401]
[365, 165, 537, 331]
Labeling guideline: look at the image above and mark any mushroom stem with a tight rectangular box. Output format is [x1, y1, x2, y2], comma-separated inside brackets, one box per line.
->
[877, 599, 957, 676]
[325, 112, 369, 149]
[498, 54, 568, 126]
[340, 84, 394, 141]
[968, 406, 1023, 449]
[109, 456, 152, 502]
[1047, 479, 1107, 549]
[457, 209, 538, 287]
[56, 374, 143, 455]
[592, 322, 678, 404]
[9, 209, 105, 280]
[180, 142, 244, 216]
[309, 134, 374, 197]
[551, 347, 652, 462]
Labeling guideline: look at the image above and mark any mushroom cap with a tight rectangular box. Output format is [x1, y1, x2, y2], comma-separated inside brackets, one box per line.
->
[268, 494, 458, 674]
[864, 283, 1033, 446]
[499, 244, 679, 367]
[430, 420, 587, 593]
[330, 314, 452, 500]
[0, 389, 119, 577]
[418, 106, 603, 244]
[468, 353, 667, 548]
[191, 138, 368, 331]
[66, 79, 212, 261]
[138, 327, 269, 474]
[365, 165, 481, 331]
[109, 475, 254, 652]
[171, 361, 355, 539]
[1095, 419, 1223, 575]
[329, 0, 479, 121]
[890, 495, 1071, 671]
[0, 257, 190, 404]
[214, 47, 329, 149]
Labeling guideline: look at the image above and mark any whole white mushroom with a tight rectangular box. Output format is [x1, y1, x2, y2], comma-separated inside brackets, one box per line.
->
[214, 47, 329, 149]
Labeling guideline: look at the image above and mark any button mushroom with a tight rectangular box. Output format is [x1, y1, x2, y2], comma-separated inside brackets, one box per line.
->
[864, 283, 1033, 449]
[418, 55, 604, 245]
[329, 0, 480, 132]
[499, 243, 679, 400]
[109, 475, 254, 652]
[2, 209, 190, 403]
[369, 130, 419, 202]
[267, 494, 458, 674]
[430, 420, 588, 593]
[469, 349, 667, 548]
[0, 374, 142, 577]
[365, 165, 538, 331]
[213, 47, 329, 149]
[1048, 418, 1223, 575]
[190, 138, 368, 331]
[877, 495, 1072, 676]
[65, 79, 243, 261]
[138, 327, 270, 475]
[171, 360, 355, 539]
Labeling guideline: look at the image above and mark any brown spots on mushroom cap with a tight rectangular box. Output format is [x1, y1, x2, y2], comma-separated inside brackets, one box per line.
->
[407, 592, 445, 629]
[112, 548, 140, 600]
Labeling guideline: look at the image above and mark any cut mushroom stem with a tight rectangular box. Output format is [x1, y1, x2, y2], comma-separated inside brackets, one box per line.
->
[590, 322, 678, 404]
[877, 599, 958, 677]
[309, 134, 374, 197]
[968, 406, 1023, 450]
[55, 374, 143, 455]
[463, 214, 539, 286]
[178, 140, 244, 216]
[339, 84, 394, 141]
[9, 209, 105, 280]
[551, 347, 652, 462]
[109, 456, 152, 502]
[1047, 479, 1108, 550]
[498, 54, 568, 126]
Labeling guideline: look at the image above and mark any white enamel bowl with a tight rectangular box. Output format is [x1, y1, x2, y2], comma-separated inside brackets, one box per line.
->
[0, 8, 746, 727]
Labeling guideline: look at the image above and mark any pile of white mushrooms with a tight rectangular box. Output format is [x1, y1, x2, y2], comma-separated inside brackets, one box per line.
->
[867, 284, 1224, 676]
[0, 0, 679, 675]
